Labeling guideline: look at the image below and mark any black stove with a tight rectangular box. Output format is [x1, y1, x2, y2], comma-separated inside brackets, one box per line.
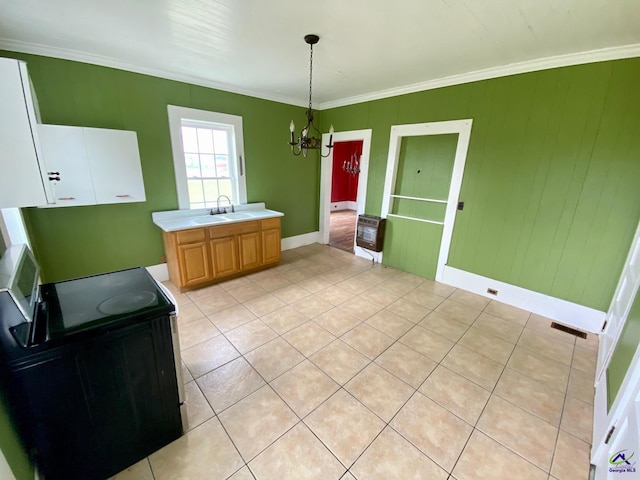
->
[41, 266, 173, 339]
[0, 245, 183, 480]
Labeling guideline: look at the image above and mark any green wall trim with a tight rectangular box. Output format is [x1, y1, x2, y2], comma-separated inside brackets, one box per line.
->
[323, 58, 640, 311]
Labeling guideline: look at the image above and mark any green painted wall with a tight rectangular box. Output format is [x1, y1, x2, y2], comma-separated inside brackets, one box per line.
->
[384, 134, 458, 278]
[0, 51, 316, 282]
[323, 59, 640, 311]
[607, 287, 640, 411]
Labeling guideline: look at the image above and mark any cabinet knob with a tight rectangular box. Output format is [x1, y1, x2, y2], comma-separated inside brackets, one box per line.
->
[59, 197, 75, 201]
[116, 194, 131, 198]
[47, 171, 60, 175]
[49, 176, 61, 181]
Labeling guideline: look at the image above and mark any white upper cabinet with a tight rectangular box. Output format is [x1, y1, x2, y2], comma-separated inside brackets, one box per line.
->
[0, 58, 53, 208]
[38, 125, 146, 207]
[83, 127, 145, 204]
[38, 125, 96, 206]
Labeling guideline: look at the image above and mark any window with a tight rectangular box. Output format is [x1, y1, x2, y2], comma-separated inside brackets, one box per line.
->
[167, 106, 246, 209]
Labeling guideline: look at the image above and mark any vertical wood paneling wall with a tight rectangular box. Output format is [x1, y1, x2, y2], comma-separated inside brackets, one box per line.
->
[323, 59, 640, 311]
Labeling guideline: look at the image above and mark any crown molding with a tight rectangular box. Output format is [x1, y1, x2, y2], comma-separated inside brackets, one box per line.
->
[318, 43, 640, 110]
[0, 38, 308, 108]
[1, 38, 638, 111]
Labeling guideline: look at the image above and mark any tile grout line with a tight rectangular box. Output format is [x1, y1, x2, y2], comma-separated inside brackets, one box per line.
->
[172, 247, 592, 480]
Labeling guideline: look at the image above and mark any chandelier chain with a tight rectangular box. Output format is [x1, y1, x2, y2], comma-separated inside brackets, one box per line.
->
[308, 43, 313, 111]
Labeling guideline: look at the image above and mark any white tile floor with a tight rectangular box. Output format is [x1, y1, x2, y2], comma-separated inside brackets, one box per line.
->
[111, 244, 597, 480]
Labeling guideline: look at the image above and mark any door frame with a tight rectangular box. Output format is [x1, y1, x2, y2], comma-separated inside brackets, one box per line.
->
[320, 129, 372, 256]
[380, 119, 473, 281]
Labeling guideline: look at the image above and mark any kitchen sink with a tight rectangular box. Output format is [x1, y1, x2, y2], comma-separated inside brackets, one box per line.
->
[189, 211, 256, 226]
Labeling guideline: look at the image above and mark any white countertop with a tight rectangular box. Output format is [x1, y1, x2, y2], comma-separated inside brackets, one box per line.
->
[152, 203, 284, 232]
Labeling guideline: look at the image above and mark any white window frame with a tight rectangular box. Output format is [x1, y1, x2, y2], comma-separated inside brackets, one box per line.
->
[167, 105, 247, 209]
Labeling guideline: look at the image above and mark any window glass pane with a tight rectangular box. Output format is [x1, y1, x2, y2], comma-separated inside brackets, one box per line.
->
[213, 130, 229, 154]
[200, 154, 216, 178]
[172, 108, 245, 209]
[181, 127, 198, 153]
[197, 128, 214, 154]
[216, 155, 230, 177]
[188, 179, 204, 204]
[185, 154, 201, 178]
[218, 179, 233, 201]
[202, 180, 219, 204]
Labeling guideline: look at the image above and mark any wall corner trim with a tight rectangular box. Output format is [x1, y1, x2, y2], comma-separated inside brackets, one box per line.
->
[441, 266, 605, 333]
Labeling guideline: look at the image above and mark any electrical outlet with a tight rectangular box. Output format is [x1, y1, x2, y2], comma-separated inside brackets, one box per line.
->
[487, 288, 498, 296]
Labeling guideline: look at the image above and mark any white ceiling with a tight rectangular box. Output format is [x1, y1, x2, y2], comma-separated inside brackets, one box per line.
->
[1, 0, 639, 109]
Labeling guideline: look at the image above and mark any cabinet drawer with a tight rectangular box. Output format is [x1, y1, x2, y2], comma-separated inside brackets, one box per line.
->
[176, 228, 206, 244]
[261, 217, 281, 230]
[209, 221, 259, 239]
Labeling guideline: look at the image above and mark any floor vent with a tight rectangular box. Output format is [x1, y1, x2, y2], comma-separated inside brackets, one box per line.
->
[550, 322, 588, 339]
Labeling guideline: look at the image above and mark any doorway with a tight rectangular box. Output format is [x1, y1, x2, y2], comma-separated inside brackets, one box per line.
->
[320, 129, 372, 257]
[380, 120, 473, 281]
[328, 141, 362, 252]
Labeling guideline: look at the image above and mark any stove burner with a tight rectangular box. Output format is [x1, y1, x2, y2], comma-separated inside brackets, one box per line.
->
[97, 290, 158, 315]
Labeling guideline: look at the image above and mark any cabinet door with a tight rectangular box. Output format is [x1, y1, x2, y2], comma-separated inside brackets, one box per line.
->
[262, 228, 281, 265]
[178, 242, 211, 287]
[261, 218, 281, 265]
[0, 58, 52, 208]
[83, 127, 146, 204]
[38, 125, 97, 207]
[238, 231, 261, 270]
[210, 236, 240, 278]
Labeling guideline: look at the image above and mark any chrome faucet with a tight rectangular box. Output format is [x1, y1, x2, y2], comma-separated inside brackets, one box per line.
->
[210, 195, 234, 215]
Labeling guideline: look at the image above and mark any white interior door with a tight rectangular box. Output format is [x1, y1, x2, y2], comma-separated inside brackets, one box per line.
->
[597, 220, 640, 379]
[592, 220, 640, 477]
[592, 352, 640, 479]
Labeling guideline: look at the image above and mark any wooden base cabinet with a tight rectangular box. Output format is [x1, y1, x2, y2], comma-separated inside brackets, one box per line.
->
[210, 236, 240, 279]
[262, 217, 282, 265]
[163, 217, 281, 292]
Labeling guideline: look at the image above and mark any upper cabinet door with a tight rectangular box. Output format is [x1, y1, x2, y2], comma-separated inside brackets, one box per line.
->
[38, 125, 97, 207]
[0, 58, 53, 208]
[83, 127, 146, 204]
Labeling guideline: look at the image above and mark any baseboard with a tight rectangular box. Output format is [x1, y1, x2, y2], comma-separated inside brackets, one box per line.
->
[330, 201, 357, 211]
[281, 231, 322, 251]
[354, 246, 383, 263]
[441, 265, 605, 333]
[146, 263, 169, 282]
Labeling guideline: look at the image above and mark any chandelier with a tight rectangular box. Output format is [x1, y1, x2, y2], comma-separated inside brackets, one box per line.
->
[343, 152, 360, 175]
[289, 34, 334, 158]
